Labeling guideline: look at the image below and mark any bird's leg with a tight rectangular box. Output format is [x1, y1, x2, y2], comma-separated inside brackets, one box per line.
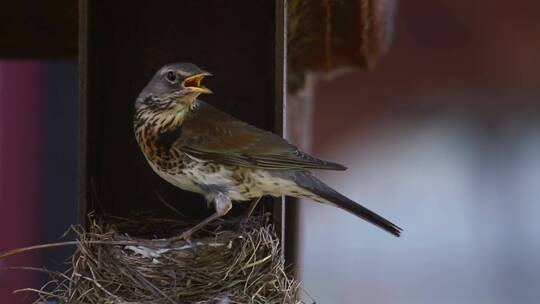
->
[238, 197, 262, 231]
[178, 193, 232, 241]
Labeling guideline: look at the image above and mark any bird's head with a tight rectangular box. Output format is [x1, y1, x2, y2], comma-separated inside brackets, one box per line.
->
[135, 63, 212, 118]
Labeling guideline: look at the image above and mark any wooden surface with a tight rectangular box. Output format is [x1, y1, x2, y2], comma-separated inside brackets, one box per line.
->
[78, 0, 286, 232]
[0, 1, 77, 58]
[288, 0, 396, 82]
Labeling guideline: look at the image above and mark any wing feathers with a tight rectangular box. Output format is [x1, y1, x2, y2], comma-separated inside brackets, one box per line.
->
[175, 101, 347, 171]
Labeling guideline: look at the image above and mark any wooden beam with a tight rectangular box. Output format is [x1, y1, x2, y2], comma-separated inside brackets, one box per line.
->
[275, 0, 288, 249]
[0, 1, 77, 58]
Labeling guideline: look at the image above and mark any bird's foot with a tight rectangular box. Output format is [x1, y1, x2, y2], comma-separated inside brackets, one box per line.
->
[170, 230, 191, 242]
[180, 230, 192, 242]
[169, 230, 199, 254]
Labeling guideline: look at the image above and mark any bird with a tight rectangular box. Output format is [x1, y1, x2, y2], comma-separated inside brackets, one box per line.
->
[133, 62, 402, 239]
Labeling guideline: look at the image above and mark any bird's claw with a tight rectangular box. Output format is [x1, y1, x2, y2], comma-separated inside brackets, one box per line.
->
[178, 230, 199, 255]
[180, 231, 192, 242]
[170, 230, 193, 244]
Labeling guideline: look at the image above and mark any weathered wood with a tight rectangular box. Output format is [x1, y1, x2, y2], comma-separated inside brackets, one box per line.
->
[288, 0, 396, 83]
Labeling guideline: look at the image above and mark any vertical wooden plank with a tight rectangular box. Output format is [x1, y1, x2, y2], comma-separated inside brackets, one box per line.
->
[78, 0, 89, 226]
[274, 0, 287, 246]
[284, 78, 316, 271]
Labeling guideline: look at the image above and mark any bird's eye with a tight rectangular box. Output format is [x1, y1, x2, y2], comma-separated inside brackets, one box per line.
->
[166, 71, 177, 82]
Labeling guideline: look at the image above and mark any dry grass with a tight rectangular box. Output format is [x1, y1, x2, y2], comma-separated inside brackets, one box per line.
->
[20, 213, 300, 304]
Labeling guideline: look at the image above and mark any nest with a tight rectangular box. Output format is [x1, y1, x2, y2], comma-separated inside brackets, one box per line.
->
[26, 214, 300, 304]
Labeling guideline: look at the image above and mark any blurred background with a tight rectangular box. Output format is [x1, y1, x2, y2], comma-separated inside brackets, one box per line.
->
[1, 0, 540, 303]
[0, 62, 77, 303]
[297, 1, 540, 303]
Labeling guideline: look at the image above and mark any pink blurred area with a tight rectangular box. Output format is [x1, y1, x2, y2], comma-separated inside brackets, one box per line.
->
[0, 62, 42, 303]
[297, 0, 540, 303]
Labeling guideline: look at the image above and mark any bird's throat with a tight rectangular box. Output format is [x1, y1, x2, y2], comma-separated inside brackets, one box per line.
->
[134, 108, 186, 160]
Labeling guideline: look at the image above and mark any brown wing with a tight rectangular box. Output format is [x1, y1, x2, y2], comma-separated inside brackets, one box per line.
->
[173, 101, 346, 171]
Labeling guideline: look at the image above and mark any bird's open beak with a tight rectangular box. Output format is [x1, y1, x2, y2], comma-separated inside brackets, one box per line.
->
[182, 72, 213, 94]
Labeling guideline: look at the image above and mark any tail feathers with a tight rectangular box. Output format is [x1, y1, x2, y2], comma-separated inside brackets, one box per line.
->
[294, 173, 402, 237]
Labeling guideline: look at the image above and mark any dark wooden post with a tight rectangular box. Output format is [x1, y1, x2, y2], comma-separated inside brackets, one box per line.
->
[78, 0, 287, 237]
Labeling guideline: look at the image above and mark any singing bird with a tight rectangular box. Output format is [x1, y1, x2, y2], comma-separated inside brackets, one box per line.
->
[134, 63, 402, 239]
